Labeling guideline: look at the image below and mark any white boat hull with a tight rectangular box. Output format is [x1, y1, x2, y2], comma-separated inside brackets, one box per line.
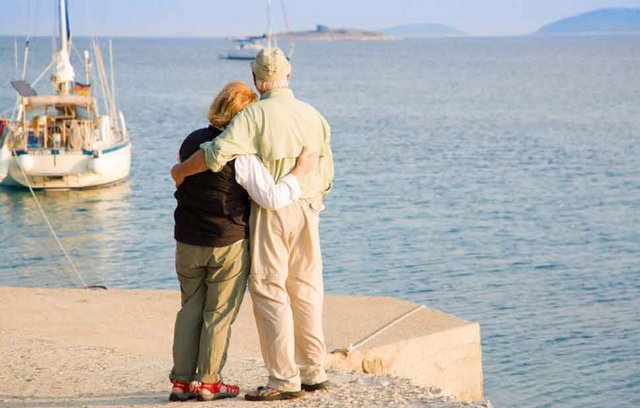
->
[1, 0, 131, 191]
[223, 49, 261, 60]
[0, 143, 131, 190]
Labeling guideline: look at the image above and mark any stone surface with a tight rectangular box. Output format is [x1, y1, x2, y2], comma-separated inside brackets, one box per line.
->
[0, 286, 484, 404]
[323, 298, 484, 401]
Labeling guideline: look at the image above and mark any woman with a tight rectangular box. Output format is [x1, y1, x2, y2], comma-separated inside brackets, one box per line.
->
[169, 81, 317, 402]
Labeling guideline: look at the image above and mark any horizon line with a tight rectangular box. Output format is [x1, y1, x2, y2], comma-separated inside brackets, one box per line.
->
[2, 32, 640, 40]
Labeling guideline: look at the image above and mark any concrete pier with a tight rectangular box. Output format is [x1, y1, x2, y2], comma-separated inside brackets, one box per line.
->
[0, 286, 483, 405]
[228, 293, 483, 401]
[323, 297, 483, 401]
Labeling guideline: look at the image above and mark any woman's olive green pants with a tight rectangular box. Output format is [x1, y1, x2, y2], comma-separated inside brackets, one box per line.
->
[169, 239, 249, 384]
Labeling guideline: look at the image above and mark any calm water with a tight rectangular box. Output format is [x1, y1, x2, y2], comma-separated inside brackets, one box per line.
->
[1, 35, 639, 407]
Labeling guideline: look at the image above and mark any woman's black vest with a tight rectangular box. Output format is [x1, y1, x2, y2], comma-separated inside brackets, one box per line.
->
[174, 126, 250, 247]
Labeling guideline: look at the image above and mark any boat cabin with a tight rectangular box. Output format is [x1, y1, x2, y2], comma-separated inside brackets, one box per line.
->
[17, 95, 101, 152]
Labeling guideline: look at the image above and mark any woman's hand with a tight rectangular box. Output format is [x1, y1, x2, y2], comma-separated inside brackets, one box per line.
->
[291, 146, 319, 179]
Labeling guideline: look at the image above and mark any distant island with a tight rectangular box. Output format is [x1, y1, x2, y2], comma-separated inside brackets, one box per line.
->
[270, 23, 466, 41]
[537, 8, 640, 34]
[273, 25, 389, 41]
[382, 23, 466, 38]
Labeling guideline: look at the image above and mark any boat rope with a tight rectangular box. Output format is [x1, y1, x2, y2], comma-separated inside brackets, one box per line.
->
[331, 304, 425, 355]
[21, 0, 36, 80]
[279, 0, 295, 59]
[31, 60, 55, 88]
[71, 43, 84, 64]
[266, 0, 273, 47]
[12, 149, 93, 289]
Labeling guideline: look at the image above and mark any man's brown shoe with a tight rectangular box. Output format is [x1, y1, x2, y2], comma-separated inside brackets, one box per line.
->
[245, 386, 305, 401]
[302, 380, 330, 392]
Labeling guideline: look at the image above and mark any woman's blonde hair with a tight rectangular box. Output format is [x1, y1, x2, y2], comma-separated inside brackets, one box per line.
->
[208, 81, 258, 128]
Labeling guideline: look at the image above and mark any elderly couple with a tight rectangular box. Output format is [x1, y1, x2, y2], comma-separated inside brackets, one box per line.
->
[168, 47, 333, 402]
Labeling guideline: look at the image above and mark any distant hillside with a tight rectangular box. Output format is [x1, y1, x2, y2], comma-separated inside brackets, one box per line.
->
[382, 23, 465, 37]
[273, 25, 388, 41]
[537, 8, 640, 34]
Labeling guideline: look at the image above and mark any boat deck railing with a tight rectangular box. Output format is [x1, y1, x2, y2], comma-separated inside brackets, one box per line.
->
[11, 116, 124, 152]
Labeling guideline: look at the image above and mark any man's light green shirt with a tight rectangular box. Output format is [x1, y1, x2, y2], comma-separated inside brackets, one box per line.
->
[200, 88, 333, 199]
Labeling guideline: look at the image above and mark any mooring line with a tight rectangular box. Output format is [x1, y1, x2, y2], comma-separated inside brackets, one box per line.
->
[332, 304, 426, 355]
[13, 149, 91, 289]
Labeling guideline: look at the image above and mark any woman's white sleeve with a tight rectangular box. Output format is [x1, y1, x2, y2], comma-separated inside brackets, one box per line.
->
[234, 155, 301, 210]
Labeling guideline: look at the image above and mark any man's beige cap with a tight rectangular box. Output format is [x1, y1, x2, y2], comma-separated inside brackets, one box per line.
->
[250, 47, 291, 81]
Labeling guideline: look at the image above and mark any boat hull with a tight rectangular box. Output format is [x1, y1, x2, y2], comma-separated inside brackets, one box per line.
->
[222, 45, 263, 60]
[222, 55, 257, 61]
[0, 143, 131, 190]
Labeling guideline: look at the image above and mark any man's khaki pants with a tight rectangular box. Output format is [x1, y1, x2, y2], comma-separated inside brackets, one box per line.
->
[249, 198, 328, 392]
[170, 239, 249, 384]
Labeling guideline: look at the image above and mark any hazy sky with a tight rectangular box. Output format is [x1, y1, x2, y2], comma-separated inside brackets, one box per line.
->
[2, 0, 640, 37]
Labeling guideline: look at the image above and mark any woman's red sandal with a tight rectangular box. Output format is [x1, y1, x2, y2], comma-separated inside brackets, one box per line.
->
[198, 381, 240, 401]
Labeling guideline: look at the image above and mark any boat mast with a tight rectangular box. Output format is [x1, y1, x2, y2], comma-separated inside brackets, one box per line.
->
[59, 0, 69, 56]
[54, 0, 74, 95]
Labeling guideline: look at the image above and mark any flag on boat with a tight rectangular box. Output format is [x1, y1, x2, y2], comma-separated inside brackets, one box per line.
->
[72, 82, 91, 96]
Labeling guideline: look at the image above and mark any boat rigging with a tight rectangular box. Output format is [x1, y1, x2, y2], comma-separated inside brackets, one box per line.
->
[0, 0, 131, 190]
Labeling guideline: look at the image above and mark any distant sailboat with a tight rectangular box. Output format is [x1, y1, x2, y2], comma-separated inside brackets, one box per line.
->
[221, 0, 294, 61]
[223, 35, 268, 61]
[0, 0, 131, 190]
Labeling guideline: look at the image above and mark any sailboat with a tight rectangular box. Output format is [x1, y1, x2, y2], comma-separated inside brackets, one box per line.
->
[223, 35, 268, 61]
[221, 0, 294, 61]
[0, 0, 131, 190]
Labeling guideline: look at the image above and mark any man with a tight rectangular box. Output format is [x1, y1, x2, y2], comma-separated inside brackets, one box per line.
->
[171, 47, 333, 401]
[168, 81, 318, 402]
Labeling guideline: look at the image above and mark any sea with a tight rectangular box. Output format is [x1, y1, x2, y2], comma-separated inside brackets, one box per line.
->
[1, 35, 639, 408]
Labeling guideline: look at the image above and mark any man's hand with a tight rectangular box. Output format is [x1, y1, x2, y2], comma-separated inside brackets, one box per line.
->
[171, 150, 210, 188]
[171, 163, 186, 188]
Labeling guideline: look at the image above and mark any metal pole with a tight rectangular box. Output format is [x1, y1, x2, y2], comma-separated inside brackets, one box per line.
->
[58, 0, 71, 95]
[14, 37, 19, 78]
[59, 0, 68, 53]
[84, 50, 91, 85]
[21, 39, 30, 80]
[108, 39, 118, 133]
[109, 40, 116, 108]
[93, 39, 109, 116]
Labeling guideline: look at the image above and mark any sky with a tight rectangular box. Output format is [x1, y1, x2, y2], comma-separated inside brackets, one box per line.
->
[1, 0, 640, 38]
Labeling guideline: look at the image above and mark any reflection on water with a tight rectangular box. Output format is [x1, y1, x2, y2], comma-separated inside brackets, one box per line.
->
[0, 182, 134, 288]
